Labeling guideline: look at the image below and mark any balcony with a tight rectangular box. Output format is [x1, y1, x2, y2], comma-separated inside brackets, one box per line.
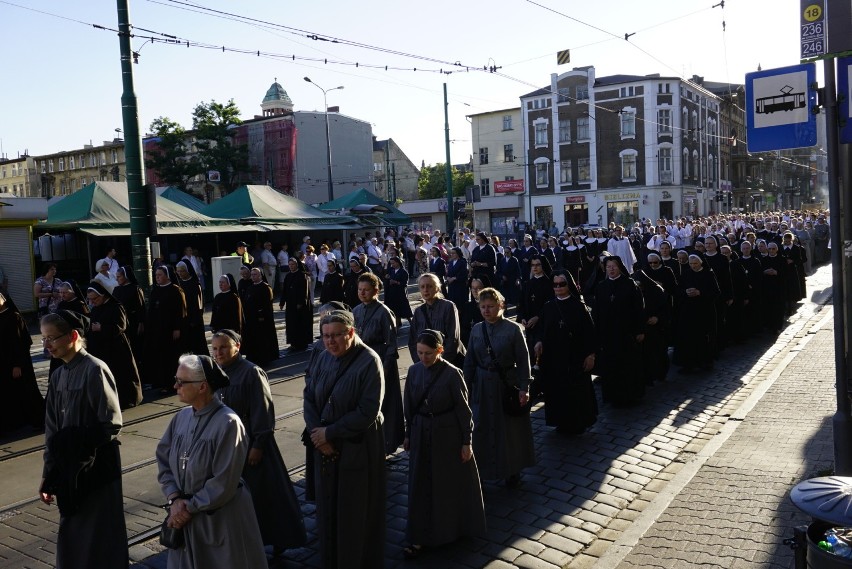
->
[660, 171, 673, 185]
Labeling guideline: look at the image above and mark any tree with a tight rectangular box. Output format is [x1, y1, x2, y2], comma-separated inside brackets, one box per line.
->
[418, 163, 473, 200]
[192, 99, 250, 193]
[144, 117, 202, 191]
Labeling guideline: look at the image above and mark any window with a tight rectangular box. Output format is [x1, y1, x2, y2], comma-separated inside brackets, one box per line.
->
[577, 117, 590, 140]
[578, 158, 591, 181]
[481, 178, 490, 196]
[48, 160, 54, 173]
[112, 150, 118, 164]
[90, 154, 96, 167]
[80, 154, 85, 169]
[682, 108, 688, 137]
[576, 85, 588, 100]
[503, 144, 514, 162]
[620, 111, 636, 138]
[659, 148, 673, 184]
[58, 157, 64, 172]
[658, 83, 670, 94]
[693, 151, 700, 180]
[557, 88, 570, 103]
[558, 119, 571, 143]
[100, 151, 106, 166]
[69, 156, 75, 170]
[619, 86, 635, 98]
[621, 152, 637, 181]
[374, 162, 383, 171]
[504, 176, 515, 181]
[534, 122, 548, 146]
[40, 161, 46, 174]
[658, 109, 671, 134]
[560, 159, 572, 184]
[0, 166, 5, 178]
[479, 147, 489, 165]
[535, 162, 549, 186]
[60, 180, 66, 194]
[691, 111, 698, 140]
[708, 154, 715, 183]
[683, 149, 690, 178]
[503, 115, 513, 130]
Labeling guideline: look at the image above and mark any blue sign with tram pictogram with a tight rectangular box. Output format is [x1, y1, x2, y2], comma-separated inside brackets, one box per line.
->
[745, 63, 817, 152]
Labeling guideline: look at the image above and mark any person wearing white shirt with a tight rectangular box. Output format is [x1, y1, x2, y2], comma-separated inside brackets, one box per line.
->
[316, 245, 332, 289]
[277, 244, 290, 286]
[260, 242, 278, 286]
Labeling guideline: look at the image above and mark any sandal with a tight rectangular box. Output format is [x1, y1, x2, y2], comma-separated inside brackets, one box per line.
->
[402, 544, 422, 559]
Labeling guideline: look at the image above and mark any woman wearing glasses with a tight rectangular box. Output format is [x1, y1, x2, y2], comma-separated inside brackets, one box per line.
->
[533, 272, 598, 434]
[156, 354, 267, 568]
[39, 310, 127, 568]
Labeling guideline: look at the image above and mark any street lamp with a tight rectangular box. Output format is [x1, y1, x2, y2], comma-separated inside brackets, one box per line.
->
[304, 77, 344, 202]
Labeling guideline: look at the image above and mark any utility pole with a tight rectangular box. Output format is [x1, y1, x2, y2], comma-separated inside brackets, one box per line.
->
[823, 57, 852, 475]
[116, 0, 152, 290]
[444, 83, 454, 232]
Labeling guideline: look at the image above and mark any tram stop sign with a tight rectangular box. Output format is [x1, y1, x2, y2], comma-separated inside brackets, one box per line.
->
[800, 0, 852, 61]
[745, 63, 817, 152]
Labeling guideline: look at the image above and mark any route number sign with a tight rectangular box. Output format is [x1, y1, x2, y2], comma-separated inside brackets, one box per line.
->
[801, 0, 852, 61]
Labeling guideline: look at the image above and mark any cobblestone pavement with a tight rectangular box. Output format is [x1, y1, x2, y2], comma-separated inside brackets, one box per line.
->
[4, 268, 835, 569]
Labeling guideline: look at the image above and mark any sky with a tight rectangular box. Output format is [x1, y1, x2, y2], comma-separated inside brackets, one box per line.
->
[0, 0, 805, 169]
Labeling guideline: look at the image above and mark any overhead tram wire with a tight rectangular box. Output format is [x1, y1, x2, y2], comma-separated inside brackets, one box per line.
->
[4, 0, 749, 149]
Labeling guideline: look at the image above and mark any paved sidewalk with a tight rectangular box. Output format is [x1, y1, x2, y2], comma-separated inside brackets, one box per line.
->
[123, 265, 836, 569]
[604, 308, 835, 568]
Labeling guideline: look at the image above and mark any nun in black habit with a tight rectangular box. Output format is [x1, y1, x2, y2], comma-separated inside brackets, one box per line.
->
[0, 291, 44, 434]
[279, 258, 313, 352]
[533, 271, 598, 433]
[344, 258, 370, 310]
[143, 265, 187, 391]
[112, 266, 145, 364]
[592, 256, 646, 406]
[210, 273, 243, 336]
[673, 255, 721, 372]
[632, 269, 671, 385]
[86, 282, 143, 409]
[242, 267, 280, 365]
[176, 260, 209, 356]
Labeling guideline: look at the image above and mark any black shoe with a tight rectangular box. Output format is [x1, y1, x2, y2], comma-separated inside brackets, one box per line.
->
[505, 473, 521, 488]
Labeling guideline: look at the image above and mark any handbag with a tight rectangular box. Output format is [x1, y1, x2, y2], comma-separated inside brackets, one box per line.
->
[159, 510, 185, 549]
[482, 323, 530, 417]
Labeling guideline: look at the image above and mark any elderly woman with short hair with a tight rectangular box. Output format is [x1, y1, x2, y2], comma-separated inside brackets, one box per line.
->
[304, 310, 386, 568]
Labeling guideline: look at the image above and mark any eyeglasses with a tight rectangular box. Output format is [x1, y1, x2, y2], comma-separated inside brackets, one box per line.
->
[321, 332, 348, 340]
[41, 333, 69, 345]
[173, 378, 206, 388]
[552, 281, 568, 288]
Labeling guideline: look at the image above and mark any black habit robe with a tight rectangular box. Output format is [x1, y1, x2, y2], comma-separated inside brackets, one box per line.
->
[144, 282, 187, 389]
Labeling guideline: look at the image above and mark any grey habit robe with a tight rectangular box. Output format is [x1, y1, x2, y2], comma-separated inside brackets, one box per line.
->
[42, 350, 128, 569]
[404, 359, 486, 546]
[463, 318, 536, 480]
[216, 356, 306, 549]
[408, 297, 465, 365]
[354, 299, 405, 454]
[156, 398, 267, 569]
[304, 337, 386, 569]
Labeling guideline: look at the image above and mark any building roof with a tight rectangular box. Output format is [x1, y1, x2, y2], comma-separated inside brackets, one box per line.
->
[466, 107, 520, 118]
[262, 81, 293, 106]
[520, 86, 552, 98]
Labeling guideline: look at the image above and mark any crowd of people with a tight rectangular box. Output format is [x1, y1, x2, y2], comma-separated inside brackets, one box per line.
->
[0, 209, 828, 568]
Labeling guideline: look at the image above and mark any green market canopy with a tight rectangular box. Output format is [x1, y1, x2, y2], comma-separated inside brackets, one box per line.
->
[39, 181, 247, 236]
[156, 186, 207, 212]
[317, 188, 411, 226]
[201, 185, 357, 230]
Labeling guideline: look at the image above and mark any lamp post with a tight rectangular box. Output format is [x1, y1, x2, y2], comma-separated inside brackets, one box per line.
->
[304, 77, 344, 202]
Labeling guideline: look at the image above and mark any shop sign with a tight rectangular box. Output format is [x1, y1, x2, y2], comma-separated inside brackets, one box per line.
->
[565, 195, 586, 204]
[494, 180, 525, 193]
[603, 192, 640, 201]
